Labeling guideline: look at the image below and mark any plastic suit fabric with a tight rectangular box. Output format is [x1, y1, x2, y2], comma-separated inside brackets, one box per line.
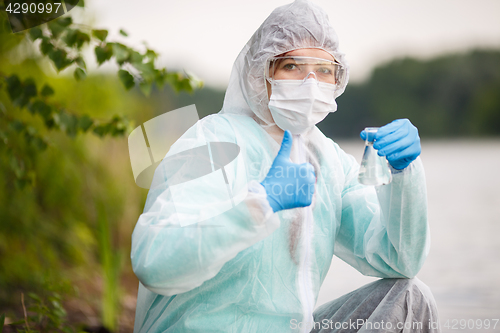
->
[130, 0, 431, 332]
[310, 277, 440, 332]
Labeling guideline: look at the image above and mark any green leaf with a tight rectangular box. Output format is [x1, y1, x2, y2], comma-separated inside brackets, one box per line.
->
[57, 17, 73, 27]
[75, 56, 86, 69]
[45, 119, 56, 129]
[118, 70, 134, 90]
[145, 49, 158, 62]
[46, 111, 58, 129]
[6, 75, 22, 100]
[75, 31, 90, 49]
[133, 61, 155, 82]
[64, 30, 91, 49]
[74, 68, 86, 81]
[63, 29, 78, 47]
[9, 120, 25, 132]
[9, 77, 39, 108]
[23, 78, 37, 99]
[108, 115, 129, 136]
[29, 100, 53, 121]
[29, 100, 43, 114]
[119, 29, 128, 37]
[92, 124, 109, 137]
[59, 112, 79, 137]
[29, 27, 43, 41]
[78, 115, 93, 132]
[48, 48, 73, 71]
[166, 72, 194, 93]
[48, 20, 65, 38]
[95, 45, 113, 66]
[129, 50, 143, 65]
[111, 43, 129, 65]
[40, 103, 53, 121]
[92, 29, 108, 41]
[41, 84, 55, 97]
[40, 37, 54, 55]
[155, 69, 166, 88]
[165, 71, 203, 93]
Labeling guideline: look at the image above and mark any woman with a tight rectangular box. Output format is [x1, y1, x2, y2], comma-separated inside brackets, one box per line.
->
[131, 0, 439, 332]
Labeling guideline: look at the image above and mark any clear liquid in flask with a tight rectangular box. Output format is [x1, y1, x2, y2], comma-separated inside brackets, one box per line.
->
[358, 127, 392, 186]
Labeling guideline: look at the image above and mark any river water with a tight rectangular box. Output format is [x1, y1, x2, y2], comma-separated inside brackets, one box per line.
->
[316, 139, 500, 333]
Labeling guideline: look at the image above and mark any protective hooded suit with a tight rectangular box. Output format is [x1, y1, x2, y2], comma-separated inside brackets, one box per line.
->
[131, 0, 431, 332]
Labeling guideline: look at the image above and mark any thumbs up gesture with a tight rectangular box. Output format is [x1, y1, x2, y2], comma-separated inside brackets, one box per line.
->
[260, 130, 316, 213]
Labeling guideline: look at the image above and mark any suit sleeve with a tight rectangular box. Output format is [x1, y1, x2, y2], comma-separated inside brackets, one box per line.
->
[333, 144, 430, 278]
[131, 116, 280, 296]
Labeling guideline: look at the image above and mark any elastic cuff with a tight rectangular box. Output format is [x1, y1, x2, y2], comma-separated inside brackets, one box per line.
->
[389, 164, 407, 175]
[248, 180, 274, 217]
[389, 156, 422, 175]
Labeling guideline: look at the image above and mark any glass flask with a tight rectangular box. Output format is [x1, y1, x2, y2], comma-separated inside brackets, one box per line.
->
[358, 127, 392, 186]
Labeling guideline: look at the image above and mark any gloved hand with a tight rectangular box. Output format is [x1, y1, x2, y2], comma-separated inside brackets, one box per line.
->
[261, 130, 316, 213]
[360, 119, 421, 170]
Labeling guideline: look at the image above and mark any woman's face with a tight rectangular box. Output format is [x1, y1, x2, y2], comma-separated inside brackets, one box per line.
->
[266, 48, 335, 100]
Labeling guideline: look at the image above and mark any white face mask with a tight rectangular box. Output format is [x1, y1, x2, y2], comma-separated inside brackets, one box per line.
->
[268, 78, 338, 134]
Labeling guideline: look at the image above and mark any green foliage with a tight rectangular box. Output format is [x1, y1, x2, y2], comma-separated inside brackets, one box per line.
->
[91, 29, 108, 42]
[118, 69, 134, 90]
[29, 27, 43, 41]
[94, 44, 113, 65]
[97, 206, 123, 332]
[73, 68, 86, 81]
[5, 292, 85, 333]
[0, 1, 202, 330]
[1, 73, 132, 187]
[40, 84, 54, 97]
[0, 0, 204, 190]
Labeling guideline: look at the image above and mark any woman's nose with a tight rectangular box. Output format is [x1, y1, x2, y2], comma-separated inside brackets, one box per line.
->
[303, 71, 318, 82]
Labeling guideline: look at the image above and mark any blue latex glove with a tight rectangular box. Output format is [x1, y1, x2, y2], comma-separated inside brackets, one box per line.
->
[261, 130, 316, 213]
[360, 119, 421, 170]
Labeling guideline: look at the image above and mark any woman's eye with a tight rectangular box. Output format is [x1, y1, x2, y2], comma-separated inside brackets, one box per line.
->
[283, 63, 297, 70]
[318, 67, 332, 74]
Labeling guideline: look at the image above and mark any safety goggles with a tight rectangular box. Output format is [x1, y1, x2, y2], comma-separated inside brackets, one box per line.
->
[266, 56, 347, 86]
